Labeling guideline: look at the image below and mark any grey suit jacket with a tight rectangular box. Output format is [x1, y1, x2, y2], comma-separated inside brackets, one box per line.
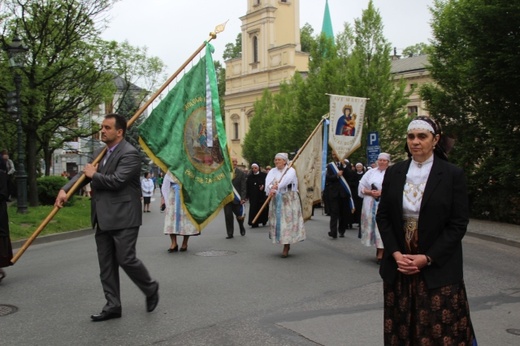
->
[63, 139, 142, 231]
[376, 157, 469, 289]
[232, 167, 247, 203]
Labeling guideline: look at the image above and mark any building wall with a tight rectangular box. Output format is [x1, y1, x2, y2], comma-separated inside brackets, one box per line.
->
[390, 55, 432, 117]
[224, 0, 308, 166]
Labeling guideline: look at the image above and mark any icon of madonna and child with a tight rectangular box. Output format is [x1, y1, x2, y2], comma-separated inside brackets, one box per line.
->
[335, 104, 357, 136]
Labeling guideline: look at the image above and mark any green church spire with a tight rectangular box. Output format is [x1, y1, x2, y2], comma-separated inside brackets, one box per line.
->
[321, 0, 334, 43]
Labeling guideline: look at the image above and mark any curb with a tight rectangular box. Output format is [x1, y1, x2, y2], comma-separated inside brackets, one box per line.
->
[466, 231, 520, 249]
[11, 228, 93, 250]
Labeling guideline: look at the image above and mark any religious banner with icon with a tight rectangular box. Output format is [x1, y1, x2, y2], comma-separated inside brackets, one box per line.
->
[139, 43, 234, 231]
[328, 94, 368, 160]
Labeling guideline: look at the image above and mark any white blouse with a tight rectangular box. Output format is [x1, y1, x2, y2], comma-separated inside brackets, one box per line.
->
[265, 165, 298, 195]
[403, 155, 434, 218]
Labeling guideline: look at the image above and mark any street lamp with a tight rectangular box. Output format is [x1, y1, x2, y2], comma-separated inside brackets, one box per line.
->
[4, 36, 29, 213]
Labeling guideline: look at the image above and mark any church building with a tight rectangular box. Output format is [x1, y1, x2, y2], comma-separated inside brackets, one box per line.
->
[224, 0, 309, 166]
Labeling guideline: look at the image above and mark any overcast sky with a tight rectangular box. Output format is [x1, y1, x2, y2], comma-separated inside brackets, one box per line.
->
[101, 0, 434, 75]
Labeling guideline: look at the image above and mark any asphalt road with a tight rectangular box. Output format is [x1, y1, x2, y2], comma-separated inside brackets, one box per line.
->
[1, 194, 519, 345]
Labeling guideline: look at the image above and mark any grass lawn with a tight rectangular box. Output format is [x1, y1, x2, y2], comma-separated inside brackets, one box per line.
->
[8, 196, 92, 242]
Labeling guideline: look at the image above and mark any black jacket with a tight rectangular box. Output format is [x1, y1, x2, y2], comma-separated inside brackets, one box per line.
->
[376, 158, 469, 289]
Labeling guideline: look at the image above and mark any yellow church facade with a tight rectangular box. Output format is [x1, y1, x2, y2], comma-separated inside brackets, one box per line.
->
[224, 0, 309, 166]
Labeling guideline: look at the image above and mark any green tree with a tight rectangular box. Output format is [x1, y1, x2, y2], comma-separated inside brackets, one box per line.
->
[0, 0, 118, 206]
[214, 60, 226, 120]
[300, 23, 315, 53]
[422, 0, 520, 223]
[402, 43, 431, 57]
[110, 40, 166, 111]
[0, 0, 165, 206]
[223, 33, 242, 60]
[346, 0, 410, 163]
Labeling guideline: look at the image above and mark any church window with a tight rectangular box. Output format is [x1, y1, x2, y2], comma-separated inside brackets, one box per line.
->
[253, 36, 259, 63]
[407, 106, 418, 116]
[231, 114, 240, 140]
[234, 123, 239, 140]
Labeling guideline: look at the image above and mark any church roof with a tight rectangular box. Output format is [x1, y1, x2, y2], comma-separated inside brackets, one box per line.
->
[391, 55, 430, 74]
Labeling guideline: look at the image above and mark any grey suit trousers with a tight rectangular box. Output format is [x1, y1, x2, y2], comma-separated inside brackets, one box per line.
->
[95, 226, 156, 313]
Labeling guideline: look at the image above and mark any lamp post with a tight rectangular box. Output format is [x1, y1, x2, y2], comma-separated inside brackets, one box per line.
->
[4, 36, 29, 214]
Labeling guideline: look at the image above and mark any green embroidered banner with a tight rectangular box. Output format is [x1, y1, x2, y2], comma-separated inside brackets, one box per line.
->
[139, 43, 233, 230]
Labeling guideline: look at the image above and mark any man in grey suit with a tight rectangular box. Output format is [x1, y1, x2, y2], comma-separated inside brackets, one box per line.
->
[224, 158, 247, 238]
[55, 113, 159, 322]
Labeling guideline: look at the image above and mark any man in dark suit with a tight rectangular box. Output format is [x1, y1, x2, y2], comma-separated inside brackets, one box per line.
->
[325, 153, 354, 238]
[55, 113, 159, 322]
[224, 158, 247, 238]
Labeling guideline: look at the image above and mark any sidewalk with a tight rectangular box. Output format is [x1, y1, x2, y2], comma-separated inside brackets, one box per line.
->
[466, 218, 520, 248]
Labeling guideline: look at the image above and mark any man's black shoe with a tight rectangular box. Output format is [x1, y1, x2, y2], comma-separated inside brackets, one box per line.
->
[146, 283, 159, 312]
[328, 232, 337, 239]
[339, 233, 345, 238]
[240, 228, 246, 236]
[90, 311, 121, 322]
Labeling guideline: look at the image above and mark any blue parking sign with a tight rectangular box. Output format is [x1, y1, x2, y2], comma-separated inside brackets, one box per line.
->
[367, 131, 380, 165]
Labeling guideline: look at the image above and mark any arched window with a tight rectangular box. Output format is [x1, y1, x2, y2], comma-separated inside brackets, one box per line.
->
[253, 36, 258, 63]
[234, 123, 239, 140]
[231, 114, 240, 140]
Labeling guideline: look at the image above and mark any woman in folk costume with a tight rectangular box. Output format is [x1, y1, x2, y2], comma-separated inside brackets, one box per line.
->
[161, 171, 200, 253]
[376, 116, 476, 345]
[265, 153, 306, 258]
[358, 152, 391, 263]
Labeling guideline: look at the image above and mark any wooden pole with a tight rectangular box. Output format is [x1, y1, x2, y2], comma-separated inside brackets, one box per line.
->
[11, 25, 226, 264]
[251, 117, 326, 224]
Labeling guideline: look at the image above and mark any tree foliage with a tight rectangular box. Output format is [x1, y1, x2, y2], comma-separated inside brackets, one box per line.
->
[401, 43, 431, 57]
[0, 0, 165, 206]
[346, 0, 410, 162]
[422, 0, 520, 223]
[300, 23, 315, 53]
[243, 0, 410, 167]
[223, 33, 242, 60]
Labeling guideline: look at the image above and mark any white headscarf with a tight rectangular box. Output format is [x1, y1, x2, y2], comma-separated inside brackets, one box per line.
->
[275, 153, 288, 162]
[378, 153, 391, 161]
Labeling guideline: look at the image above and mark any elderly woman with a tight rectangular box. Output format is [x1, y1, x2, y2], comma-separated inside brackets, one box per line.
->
[358, 153, 390, 263]
[265, 153, 306, 258]
[376, 116, 476, 345]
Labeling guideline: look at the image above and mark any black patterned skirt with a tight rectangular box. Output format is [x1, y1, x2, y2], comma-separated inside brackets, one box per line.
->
[383, 218, 476, 345]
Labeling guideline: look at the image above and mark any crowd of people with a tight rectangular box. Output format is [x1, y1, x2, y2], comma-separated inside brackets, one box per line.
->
[2, 113, 476, 344]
